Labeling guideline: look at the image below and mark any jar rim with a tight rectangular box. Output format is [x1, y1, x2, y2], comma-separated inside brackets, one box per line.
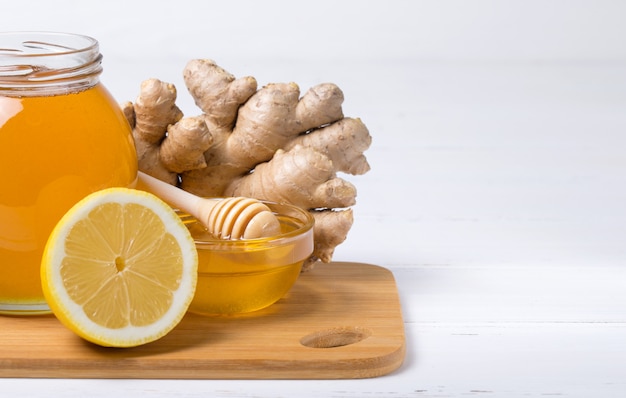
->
[0, 31, 98, 58]
[0, 31, 102, 96]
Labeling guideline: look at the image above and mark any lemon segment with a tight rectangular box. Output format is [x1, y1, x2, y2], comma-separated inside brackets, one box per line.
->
[41, 188, 198, 347]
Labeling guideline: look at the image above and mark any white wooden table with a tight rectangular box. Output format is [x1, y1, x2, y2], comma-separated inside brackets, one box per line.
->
[2, 1, 626, 396]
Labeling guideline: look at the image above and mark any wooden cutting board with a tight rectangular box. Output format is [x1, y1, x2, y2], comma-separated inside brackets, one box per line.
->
[0, 262, 405, 379]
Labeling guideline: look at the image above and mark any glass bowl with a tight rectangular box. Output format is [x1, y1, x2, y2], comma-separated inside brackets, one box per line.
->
[179, 201, 314, 316]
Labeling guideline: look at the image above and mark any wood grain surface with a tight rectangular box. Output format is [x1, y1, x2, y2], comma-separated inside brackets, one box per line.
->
[0, 262, 405, 380]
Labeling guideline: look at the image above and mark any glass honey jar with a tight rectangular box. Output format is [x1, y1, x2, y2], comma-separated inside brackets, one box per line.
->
[0, 32, 138, 315]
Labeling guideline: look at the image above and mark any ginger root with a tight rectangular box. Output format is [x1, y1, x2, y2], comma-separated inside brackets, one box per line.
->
[123, 59, 371, 270]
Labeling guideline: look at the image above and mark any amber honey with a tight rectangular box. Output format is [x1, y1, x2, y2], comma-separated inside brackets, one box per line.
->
[0, 32, 137, 314]
[181, 204, 314, 316]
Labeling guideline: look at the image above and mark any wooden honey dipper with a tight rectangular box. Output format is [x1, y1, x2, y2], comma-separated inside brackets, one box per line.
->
[137, 171, 281, 239]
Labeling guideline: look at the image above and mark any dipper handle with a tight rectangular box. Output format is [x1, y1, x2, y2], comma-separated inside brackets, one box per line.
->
[137, 172, 280, 239]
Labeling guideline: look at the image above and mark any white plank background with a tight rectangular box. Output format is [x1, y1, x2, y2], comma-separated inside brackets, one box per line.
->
[2, 1, 626, 396]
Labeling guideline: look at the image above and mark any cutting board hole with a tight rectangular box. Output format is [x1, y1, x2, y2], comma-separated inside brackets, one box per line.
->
[300, 326, 372, 348]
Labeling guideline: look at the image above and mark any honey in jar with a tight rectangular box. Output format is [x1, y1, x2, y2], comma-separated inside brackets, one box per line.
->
[0, 32, 137, 314]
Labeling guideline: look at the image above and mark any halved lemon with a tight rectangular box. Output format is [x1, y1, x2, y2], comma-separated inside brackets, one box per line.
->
[41, 187, 198, 347]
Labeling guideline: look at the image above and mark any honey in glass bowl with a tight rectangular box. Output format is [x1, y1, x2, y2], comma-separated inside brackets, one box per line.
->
[179, 201, 314, 316]
[0, 32, 137, 315]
